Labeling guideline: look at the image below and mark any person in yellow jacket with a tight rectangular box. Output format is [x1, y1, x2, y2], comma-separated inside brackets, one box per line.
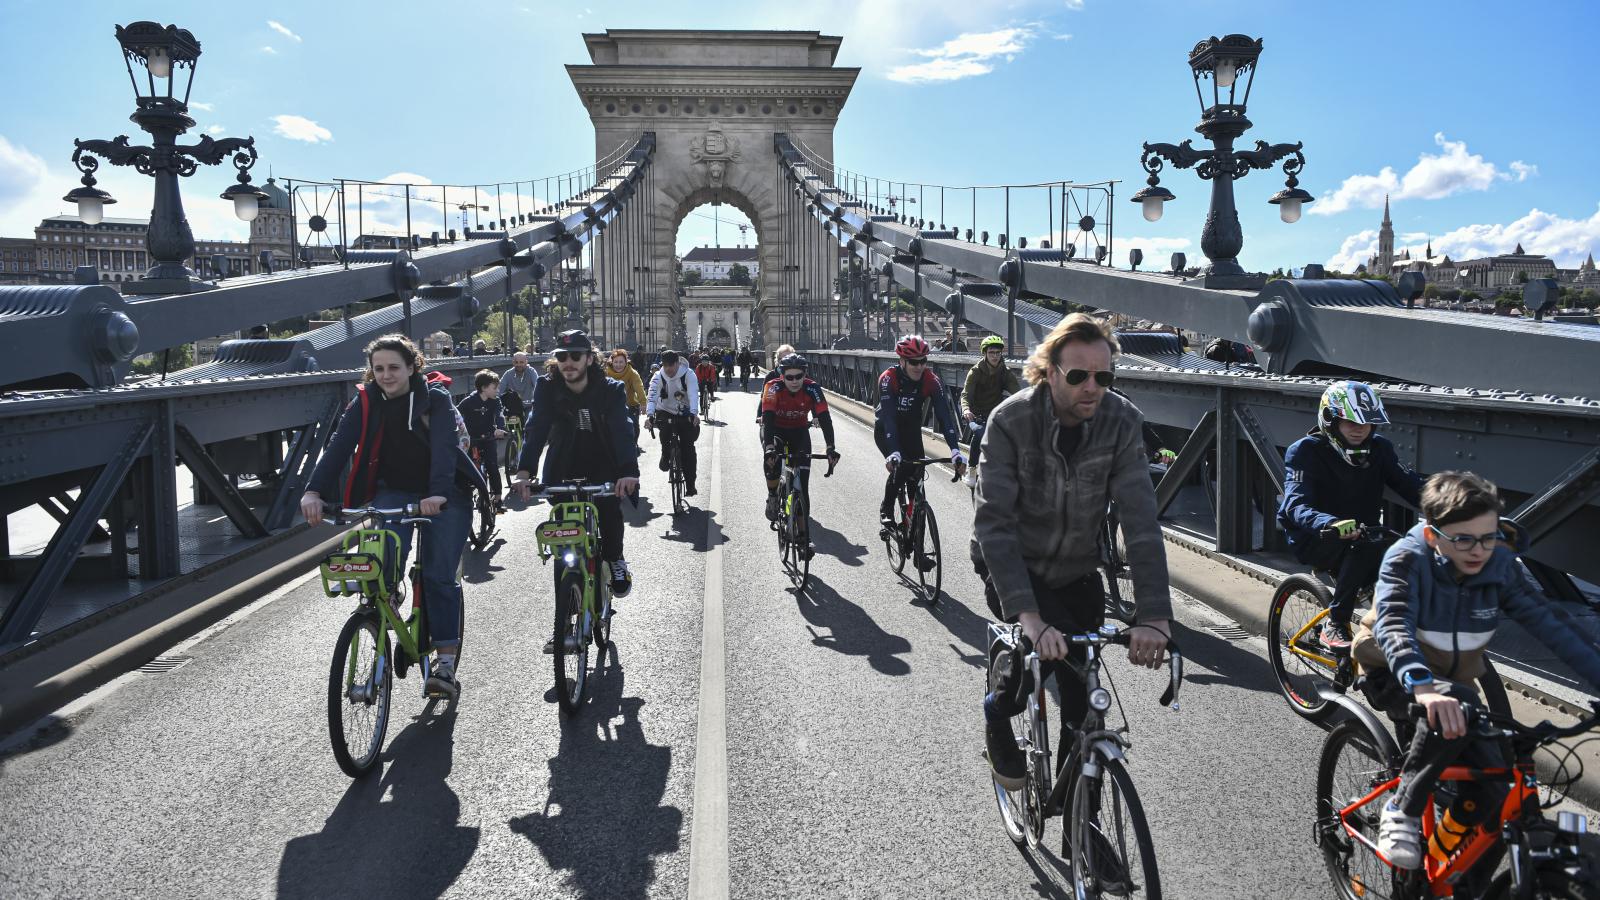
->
[608, 348, 647, 451]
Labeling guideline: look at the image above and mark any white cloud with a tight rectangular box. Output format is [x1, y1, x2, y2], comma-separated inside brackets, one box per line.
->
[1311, 133, 1531, 216]
[888, 26, 1035, 84]
[260, 45, 277, 55]
[206, 125, 226, 136]
[1325, 206, 1600, 271]
[190, 101, 214, 112]
[271, 114, 332, 143]
[1119, 236, 1192, 254]
[0, 135, 50, 211]
[1063, 0, 1085, 8]
[267, 20, 302, 42]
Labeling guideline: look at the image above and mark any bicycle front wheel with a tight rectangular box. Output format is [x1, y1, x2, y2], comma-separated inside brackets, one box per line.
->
[327, 610, 392, 778]
[554, 572, 590, 714]
[1317, 720, 1402, 900]
[669, 446, 686, 515]
[886, 488, 909, 575]
[1067, 756, 1161, 900]
[1268, 574, 1341, 720]
[913, 504, 942, 603]
[785, 488, 810, 592]
[471, 487, 496, 550]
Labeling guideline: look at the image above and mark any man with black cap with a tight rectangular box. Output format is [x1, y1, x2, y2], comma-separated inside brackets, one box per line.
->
[514, 330, 641, 603]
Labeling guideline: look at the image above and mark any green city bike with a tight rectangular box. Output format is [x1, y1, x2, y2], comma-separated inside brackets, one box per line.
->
[528, 479, 616, 715]
[318, 504, 465, 778]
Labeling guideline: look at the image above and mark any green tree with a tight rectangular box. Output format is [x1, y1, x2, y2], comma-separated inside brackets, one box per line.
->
[680, 269, 703, 287]
[130, 343, 196, 375]
[728, 262, 751, 286]
[1422, 283, 1440, 300]
[475, 317, 534, 352]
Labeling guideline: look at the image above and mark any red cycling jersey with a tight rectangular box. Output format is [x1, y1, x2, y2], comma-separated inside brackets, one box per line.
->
[695, 361, 717, 383]
[761, 378, 829, 428]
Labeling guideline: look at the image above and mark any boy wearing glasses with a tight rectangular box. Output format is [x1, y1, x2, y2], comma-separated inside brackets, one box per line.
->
[875, 335, 966, 537]
[1364, 471, 1600, 869]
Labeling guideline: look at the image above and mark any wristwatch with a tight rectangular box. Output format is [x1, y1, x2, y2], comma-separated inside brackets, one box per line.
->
[1401, 670, 1435, 692]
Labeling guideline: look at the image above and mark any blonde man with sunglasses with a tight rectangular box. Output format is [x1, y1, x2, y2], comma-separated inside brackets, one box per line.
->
[974, 313, 1172, 790]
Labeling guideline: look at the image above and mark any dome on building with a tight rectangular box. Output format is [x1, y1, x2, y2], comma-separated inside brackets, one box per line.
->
[259, 177, 291, 211]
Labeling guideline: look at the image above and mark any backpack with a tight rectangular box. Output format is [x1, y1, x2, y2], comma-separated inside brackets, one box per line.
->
[421, 372, 471, 452]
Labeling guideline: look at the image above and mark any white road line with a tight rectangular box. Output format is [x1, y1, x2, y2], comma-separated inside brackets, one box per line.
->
[688, 424, 729, 899]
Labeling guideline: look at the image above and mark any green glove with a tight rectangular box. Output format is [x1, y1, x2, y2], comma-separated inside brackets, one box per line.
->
[1333, 519, 1359, 539]
[1154, 448, 1177, 464]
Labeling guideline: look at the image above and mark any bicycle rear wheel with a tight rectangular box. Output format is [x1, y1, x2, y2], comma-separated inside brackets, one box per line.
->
[554, 571, 590, 714]
[1102, 509, 1138, 623]
[913, 504, 942, 603]
[471, 486, 496, 550]
[1066, 756, 1161, 900]
[1317, 720, 1403, 900]
[1269, 574, 1341, 720]
[886, 487, 909, 575]
[327, 610, 392, 778]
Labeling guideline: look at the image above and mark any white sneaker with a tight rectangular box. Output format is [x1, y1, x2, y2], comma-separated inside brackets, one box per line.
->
[963, 470, 979, 488]
[1377, 801, 1423, 869]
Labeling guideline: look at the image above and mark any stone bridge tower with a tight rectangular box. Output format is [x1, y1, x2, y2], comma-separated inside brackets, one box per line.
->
[568, 30, 858, 350]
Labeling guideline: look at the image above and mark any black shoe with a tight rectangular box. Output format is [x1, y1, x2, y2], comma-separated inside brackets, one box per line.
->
[801, 543, 815, 561]
[1323, 621, 1354, 651]
[915, 553, 937, 573]
[685, 483, 697, 497]
[610, 558, 633, 598]
[1080, 824, 1132, 896]
[985, 722, 1027, 790]
[658, 455, 670, 472]
[765, 494, 780, 522]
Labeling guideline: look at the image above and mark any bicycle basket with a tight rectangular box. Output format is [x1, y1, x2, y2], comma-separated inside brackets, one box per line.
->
[536, 520, 588, 550]
[319, 528, 402, 598]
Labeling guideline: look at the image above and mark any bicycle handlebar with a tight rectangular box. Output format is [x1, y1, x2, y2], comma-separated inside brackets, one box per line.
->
[521, 480, 616, 500]
[1019, 625, 1184, 710]
[1407, 699, 1600, 750]
[320, 502, 435, 526]
[890, 456, 965, 483]
[1319, 524, 1400, 542]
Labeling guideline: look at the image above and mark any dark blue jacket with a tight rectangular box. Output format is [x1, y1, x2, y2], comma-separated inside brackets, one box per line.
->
[515, 369, 641, 484]
[1277, 431, 1422, 559]
[875, 366, 961, 452]
[456, 392, 506, 443]
[307, 375, 488, 506]
[1373, 523, 1600, 690]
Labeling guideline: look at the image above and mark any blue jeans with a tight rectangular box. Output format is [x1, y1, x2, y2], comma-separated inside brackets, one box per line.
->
[968, 418, 987, 469]
[371, 485, 470, 648]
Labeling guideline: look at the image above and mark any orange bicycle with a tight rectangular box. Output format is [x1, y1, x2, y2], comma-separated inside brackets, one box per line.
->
[1316, 700, 1600, 899]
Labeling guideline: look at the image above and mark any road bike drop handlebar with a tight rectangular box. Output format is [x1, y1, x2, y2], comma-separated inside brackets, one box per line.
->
[1019, 625, 1185, 710]
[890, 456, 963, 483]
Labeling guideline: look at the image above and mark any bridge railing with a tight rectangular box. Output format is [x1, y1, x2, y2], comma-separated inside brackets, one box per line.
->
[805, 349, 1600, 606]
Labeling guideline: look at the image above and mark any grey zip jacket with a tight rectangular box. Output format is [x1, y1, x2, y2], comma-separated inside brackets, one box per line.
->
[972, 384, 1171, 621]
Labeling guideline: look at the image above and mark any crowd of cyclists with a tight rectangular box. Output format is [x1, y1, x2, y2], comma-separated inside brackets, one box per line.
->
[298, 312, 1600, 892]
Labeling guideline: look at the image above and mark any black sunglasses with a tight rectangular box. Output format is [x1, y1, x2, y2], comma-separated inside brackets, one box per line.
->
[553, 350, 587, 363]
[903, 357, 928, 366]
[782, 372, 805, 381]
[1057, 365, 1115, 388]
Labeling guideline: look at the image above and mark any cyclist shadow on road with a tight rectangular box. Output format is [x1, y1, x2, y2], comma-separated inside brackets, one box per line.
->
[796, 575, 913, 676]
[657, 507, 727, 550]
[625, 493, 665, 526]
[510, 664, 682, 900]
[276, 704, 479, 900]
[808, 517, 867, 567]
[461, 537, 508, 584]
[1166, 622, 1281, 698]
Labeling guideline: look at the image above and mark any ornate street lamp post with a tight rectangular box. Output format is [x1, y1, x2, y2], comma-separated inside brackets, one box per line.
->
[624, 287, 638, 347]
[1130, 34, 1313, 289]
[65, 21, 269, 294]
[797, 286, 812, 350]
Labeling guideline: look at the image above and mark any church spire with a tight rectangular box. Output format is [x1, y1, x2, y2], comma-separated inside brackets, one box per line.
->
[1382, 194, 1391, 226]
[1377, 194, 1395, 274]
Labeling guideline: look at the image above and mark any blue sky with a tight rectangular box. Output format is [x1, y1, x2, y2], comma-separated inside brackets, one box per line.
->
[3, 0, 1598, 272]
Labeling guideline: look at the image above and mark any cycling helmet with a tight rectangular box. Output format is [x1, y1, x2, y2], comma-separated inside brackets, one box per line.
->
[778, 353, 808, 371]
[896, 335, 931, 359]
[1318, 380, 1388, 467]
[980, 335, 1006, 351]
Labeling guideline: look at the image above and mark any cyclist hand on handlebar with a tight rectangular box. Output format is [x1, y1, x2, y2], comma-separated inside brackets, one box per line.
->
[1415, 684, 1467, 740]
[512, 470, 534, 501]
[614, 477, 639, 499]
[1018, 611, 1068, 661]
[951, 449, 967, 478]
[418, 495, 448, 517]
[885, 451, 902, 473]
[1128, 619, 1171, 670]
[300, 491, 326, 526]
[1332, 518, 1360, 540]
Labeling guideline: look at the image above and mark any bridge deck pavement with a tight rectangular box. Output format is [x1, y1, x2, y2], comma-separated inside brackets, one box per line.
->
[7, 388, 1563, 898]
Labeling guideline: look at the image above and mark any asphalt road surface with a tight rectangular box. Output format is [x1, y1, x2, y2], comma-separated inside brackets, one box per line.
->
[7, 387, 1582, 898]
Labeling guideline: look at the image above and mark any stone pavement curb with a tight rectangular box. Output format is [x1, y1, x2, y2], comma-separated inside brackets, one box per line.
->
[0, 524, 345, 738]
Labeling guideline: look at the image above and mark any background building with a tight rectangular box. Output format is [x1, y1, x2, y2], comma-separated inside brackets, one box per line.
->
[0, 236, 37, 285]
[680, 245, 759, 282]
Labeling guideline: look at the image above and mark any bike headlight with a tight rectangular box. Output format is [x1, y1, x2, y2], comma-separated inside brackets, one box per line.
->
[1089, 688, 1113, 712]
[563, 552, 577, 567]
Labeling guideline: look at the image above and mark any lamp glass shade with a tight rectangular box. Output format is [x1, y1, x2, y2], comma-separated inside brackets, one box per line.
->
[146, 47, 172, 79]
[234, 194, 261, 222]
[1214, 59, 1237, 89]
[77, 196, 105, 226]
[1141, 195, 1165, 223]
[1278, 197, 1303, 224]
